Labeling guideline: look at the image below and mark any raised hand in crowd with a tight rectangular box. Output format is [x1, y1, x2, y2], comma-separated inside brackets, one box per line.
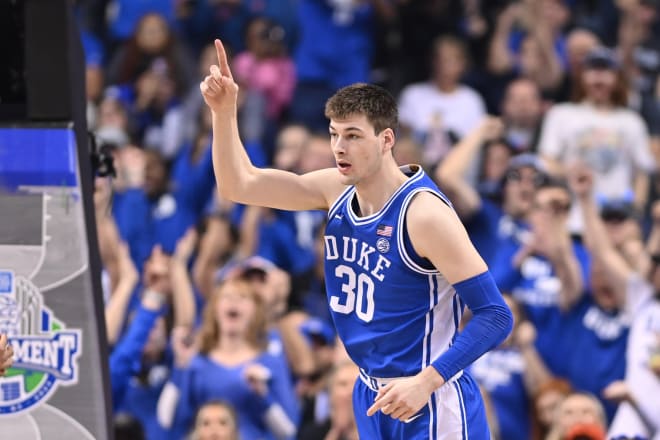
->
[170, 325, 197, 369]
[144, 245, 172, 299]
[105, 242, 140, 346]
[170, 228, 198, 343]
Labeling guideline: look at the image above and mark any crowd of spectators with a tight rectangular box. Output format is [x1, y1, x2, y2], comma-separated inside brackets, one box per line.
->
[78, 0, 660, 439]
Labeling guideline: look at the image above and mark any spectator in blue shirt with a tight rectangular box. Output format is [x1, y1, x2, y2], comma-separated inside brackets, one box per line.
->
[491, 177, 590, 374]
[157, 277, 299, 440]
[436, 120, 543, 265]
[113, 146, 215, 270]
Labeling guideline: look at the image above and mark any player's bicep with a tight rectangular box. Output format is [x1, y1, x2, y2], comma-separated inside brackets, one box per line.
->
[406, 192, 487, 284]
[240, 167, 343, 211]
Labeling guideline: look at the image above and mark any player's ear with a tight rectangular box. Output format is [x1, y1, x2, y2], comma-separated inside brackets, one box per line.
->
[381, 128, 395, 152]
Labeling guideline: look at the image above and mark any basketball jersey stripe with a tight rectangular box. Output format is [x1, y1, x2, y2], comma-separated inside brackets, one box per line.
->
[327, 185, 354, 219]
[454, 381, 469, 440]
[422, 275, 434, 369]
[430, 390, 438, 440]
[396, 187, 453, 275]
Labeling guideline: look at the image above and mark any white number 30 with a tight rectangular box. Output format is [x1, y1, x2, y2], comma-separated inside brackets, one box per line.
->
[330, 265, 375, 322]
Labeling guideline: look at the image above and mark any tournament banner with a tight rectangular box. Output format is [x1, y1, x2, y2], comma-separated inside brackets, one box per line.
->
[0, 127, 110, 439]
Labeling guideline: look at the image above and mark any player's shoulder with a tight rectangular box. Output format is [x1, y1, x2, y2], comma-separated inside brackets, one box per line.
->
[405, 190, 456, 227]
[303, 167, 346, 210]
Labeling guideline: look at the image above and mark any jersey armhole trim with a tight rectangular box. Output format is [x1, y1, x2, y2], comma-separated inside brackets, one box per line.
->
[396, 188, 451, 275]
[328, 186, 355, 219]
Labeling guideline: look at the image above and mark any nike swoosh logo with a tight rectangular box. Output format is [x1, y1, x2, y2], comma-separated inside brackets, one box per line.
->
[404, 413, 423, 424]
[334, 214, 342, 219]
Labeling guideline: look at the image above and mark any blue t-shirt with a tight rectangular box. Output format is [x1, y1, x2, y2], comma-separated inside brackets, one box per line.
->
[294, 0, 374, 87]
[165, 351, 299, 440]
[464, 199, 527, 266]
[553, 294, 628, 420]
[491, 238, 591, 373]
[470, 348, 530, 440]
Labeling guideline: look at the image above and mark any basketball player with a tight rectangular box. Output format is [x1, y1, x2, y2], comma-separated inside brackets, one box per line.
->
[0, 334, 13, 376]
[201, 39, 513, 438]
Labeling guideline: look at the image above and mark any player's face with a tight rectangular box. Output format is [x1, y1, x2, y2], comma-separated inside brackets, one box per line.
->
[329, 115, 392, 186]
[195, 404, 238, 440]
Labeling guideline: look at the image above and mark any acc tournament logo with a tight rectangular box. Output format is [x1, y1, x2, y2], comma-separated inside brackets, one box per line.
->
[0, 270, 82, 415]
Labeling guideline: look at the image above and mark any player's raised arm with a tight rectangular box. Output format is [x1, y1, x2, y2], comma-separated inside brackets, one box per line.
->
[200, 39, 341, 211]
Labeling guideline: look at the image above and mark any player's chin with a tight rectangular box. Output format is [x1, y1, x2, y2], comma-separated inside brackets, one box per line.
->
[337, 173, 356, 186]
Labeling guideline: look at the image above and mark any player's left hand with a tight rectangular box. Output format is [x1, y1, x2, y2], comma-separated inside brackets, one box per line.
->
[366, 375, 435, 422]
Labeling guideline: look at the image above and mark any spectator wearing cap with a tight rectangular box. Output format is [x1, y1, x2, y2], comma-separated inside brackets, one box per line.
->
[436, 118, 543, 265]
[490, 178, 591, 380]
[215, 257, 317, 383]
[538, 45, 656, 234]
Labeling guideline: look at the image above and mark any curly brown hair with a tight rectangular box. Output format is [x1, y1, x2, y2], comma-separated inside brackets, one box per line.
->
[324, 83, 398, 135]
[198, 278, 268, 354]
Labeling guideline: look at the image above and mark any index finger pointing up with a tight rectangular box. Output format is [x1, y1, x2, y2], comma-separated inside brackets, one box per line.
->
[214, 39, 233, 80]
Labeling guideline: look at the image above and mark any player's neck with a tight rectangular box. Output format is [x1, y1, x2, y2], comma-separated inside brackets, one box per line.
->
[353, 161, 408, 217]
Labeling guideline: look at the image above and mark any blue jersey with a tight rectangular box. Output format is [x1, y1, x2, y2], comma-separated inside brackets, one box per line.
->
[469, 348, 530, 440]
[491, 237, 591, 373]
[324, 166, 462, 378]
[554, 294, 628, 421]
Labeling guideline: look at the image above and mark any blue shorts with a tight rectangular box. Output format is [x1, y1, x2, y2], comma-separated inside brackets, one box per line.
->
[353, 371, 490, 439]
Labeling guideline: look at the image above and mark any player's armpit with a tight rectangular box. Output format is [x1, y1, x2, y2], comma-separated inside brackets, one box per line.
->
[405, 191, 488, 284]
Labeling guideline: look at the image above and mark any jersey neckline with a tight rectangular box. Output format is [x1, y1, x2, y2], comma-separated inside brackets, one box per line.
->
[346, 164, 424, 225]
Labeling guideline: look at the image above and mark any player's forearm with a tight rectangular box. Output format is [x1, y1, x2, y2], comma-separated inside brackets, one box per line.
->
[431, 272, 513, 382]
[211, 110, 258, 202]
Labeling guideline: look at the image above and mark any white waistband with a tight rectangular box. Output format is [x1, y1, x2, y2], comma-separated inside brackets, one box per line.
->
[358, 368, 463, 392]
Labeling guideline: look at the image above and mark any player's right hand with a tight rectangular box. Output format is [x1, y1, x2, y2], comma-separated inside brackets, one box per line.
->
[200, 39, 239, 113]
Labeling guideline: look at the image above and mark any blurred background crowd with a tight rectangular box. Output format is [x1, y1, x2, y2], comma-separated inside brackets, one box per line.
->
[76, 0, 660, 439]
